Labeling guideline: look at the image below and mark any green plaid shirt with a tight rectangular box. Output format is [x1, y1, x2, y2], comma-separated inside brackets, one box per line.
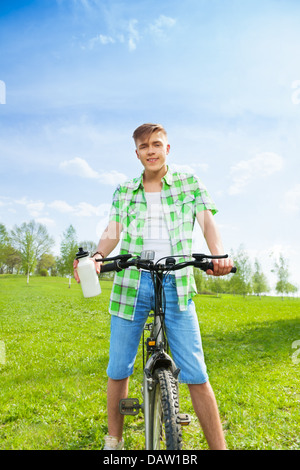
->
[108, 167, 217, 320]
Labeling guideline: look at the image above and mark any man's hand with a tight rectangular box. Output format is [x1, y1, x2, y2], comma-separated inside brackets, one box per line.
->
[206, 256, 234, 276]
[73, 256, 102, 283]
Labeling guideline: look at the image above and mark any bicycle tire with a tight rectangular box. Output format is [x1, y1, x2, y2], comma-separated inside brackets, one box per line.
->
[151, 368, 182, 450]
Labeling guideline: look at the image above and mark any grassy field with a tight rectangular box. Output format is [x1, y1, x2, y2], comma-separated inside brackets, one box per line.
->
[0, 275, 299, 450]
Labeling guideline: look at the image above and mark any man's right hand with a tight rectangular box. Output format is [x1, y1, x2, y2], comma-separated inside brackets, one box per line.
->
[73, 256, 102, 284]
[91, 254, 103, 275]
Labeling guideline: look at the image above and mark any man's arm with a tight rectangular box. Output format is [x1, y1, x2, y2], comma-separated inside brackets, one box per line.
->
[196, 210, 233, 276]
[94, 220, 123, 259]
[73, 220, 122, 282]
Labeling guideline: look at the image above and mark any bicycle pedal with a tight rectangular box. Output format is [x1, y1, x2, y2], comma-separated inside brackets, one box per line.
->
[119, 398, 141, 416]
[176, 413, 191, 426]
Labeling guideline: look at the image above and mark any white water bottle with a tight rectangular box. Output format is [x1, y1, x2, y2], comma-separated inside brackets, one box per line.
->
[76, 247, 101, 298]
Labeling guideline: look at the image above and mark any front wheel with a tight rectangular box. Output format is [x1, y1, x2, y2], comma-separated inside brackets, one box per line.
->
[151, 368, 182, 450]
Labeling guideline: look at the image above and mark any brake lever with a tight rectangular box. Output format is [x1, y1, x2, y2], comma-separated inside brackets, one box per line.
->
[192, 253, 228, 261]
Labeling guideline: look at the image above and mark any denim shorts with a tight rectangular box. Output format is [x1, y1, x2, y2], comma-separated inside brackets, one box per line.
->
[106, 271, 208, 384]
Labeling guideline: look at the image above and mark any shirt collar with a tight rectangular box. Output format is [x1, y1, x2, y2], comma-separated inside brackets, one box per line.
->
[132, 166, 173, 191]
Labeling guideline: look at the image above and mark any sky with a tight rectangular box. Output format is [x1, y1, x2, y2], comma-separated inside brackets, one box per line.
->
[0, 0, 300, 292]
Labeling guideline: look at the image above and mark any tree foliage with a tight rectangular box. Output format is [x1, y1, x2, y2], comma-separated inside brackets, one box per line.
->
[58, 225, 78, 287]
[252, 259, 270, 297]
[272, 253, 298, 298]
[1, 221, 299, 296]
[10, 220, 54, 283]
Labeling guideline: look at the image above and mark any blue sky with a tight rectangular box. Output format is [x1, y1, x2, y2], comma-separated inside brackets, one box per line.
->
[1, 0, 300, 291]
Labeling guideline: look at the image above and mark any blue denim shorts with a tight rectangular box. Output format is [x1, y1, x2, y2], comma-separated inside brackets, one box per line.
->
[106, 271, 208, 384]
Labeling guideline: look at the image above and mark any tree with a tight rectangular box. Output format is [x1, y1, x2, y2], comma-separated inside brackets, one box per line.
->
[2, 245, 22, 274]
[193, 267, 205, 293]
[79, 240, 97, 255]
[228, 246, 252, 296]
[10, 220, 54, 283]
[0, 224, 8, 273]
[36, 253, 56, 276]
[285, 282, 298, 297]
[252, 259, 270, 298]
[59, 225, 78, 287]
[272, 253, 290, 299]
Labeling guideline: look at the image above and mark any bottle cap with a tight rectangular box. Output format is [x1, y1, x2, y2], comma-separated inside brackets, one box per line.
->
[76, 247, 89, 259]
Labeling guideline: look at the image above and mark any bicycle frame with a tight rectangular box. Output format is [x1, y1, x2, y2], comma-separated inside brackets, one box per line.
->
[142, 269, 179, 449]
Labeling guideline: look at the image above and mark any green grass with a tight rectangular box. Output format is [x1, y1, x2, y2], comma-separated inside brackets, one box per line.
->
[0, 275, 299, 450]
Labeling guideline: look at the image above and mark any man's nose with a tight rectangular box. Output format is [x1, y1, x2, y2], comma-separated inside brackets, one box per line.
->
[147, 146, 155, 155]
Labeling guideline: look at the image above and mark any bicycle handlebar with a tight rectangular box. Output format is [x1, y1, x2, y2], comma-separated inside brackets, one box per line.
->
[97, 253, 237, 274]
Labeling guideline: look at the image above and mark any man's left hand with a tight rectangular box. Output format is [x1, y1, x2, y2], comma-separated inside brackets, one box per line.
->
[206, 257, 234, 276]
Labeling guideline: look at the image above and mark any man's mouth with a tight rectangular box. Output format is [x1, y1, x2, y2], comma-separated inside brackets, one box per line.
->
[147, 158, 158, 162]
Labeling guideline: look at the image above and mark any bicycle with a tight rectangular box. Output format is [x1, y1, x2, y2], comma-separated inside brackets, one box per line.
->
[98, 251, 236, 450]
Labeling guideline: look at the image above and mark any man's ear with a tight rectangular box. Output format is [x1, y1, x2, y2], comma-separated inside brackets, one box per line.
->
[166, 144, 170, 155]
[135, 149, 140, 160]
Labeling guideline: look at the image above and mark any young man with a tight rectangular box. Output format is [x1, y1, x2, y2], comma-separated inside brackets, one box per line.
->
[74, 123, 233, 450]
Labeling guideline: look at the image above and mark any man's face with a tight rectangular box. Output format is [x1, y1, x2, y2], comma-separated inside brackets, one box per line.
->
[135, 131, 170, 173]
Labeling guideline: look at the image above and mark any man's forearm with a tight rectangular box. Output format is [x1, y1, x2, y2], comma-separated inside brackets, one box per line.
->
[204, 223, 224, 256]
[197, 210, 225, 255]
[197, 210, 233, 276]
[96, 221, 122, 257]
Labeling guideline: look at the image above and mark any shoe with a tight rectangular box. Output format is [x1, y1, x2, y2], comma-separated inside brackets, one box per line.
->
[103, 435, 124, 450]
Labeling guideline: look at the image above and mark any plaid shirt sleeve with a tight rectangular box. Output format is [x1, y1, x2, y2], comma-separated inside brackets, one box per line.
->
[109, 184, 122, 224]
[193, 175, 218, 216]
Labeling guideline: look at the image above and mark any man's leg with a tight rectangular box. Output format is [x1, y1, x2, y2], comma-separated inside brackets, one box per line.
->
[107, 377, 129, 440]
[188, 381, 226, 450]
[105, 272, 154, 444]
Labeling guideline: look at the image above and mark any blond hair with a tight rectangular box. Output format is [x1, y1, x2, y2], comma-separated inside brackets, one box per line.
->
[132, 123, 167, 144]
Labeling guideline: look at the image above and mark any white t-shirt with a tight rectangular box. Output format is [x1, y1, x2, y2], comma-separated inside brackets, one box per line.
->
[143, 192, 172, 263]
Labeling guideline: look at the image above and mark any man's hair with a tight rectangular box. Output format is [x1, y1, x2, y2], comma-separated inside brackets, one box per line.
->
[132, 123, 167, 144]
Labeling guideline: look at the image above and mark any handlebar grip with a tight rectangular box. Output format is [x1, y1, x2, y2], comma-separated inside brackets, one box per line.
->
[202, 261, 237, 273]
[100, 261, 118, 273]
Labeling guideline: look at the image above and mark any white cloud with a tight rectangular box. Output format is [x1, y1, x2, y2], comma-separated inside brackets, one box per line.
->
[60, 157, 128, 185]
[87, 19, 139, 52]
[75, 202, 110, 217]
[149, 15, 176, 37]
[229, 152, 284, 195]
[47, 199, 110, 218]
[48, 200, 110, 218]
[85, 14, 176, 52]
[36, 217, 55, 227]
[170, 163, 196, 174]
[1, 194, 111, 223]
[101, 170, 128, 186]
[26, 202, 45, 217]
[99, 34, 115, 45]
[60, 157, 99, 179]
[13, 197, 45, 217]
[281, 184, 300, 213]
[291, 80, 300, 105]
[88, 34, 115, 49]
[169, 162, 208, 174]
[48, 200, 75, 213]
[128, 19, 139, 51]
